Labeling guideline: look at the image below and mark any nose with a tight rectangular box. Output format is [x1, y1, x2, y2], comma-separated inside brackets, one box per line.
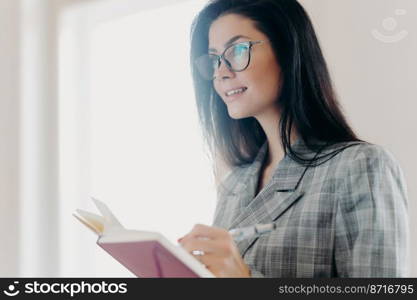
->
[213, 59, 235, 81]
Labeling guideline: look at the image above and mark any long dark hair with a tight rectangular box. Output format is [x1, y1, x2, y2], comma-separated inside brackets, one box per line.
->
[190, 0, 364, 169]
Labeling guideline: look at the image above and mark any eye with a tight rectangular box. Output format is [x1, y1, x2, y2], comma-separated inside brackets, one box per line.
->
[233, 44, 249, 58]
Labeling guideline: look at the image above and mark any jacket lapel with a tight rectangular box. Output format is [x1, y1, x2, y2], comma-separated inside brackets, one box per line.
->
[233, 189, 305, 257]
[226, 138, 314, 256]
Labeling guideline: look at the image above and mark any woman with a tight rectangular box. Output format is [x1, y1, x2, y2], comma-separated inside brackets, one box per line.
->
[178, 0, 409, 277]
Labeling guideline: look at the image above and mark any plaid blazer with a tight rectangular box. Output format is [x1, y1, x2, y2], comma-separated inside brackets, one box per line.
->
[212, 138, 409, 277]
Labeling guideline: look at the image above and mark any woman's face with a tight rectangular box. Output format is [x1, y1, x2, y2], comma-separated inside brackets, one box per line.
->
[209, 14, 282, 119]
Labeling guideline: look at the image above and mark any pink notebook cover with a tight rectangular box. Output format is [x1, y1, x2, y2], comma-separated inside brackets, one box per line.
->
[97, 239, 200, 278]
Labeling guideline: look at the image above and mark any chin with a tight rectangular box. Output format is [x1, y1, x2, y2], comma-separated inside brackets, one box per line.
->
[227, 109, 252, 120]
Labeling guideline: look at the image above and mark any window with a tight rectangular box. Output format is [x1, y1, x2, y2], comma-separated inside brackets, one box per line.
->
[59, 0, 213, 276]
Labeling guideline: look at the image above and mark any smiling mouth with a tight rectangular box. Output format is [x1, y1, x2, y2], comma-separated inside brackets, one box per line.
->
[225, 87, 247, 97]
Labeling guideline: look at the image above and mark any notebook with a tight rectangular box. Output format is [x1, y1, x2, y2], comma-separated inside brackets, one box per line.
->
[73, 197, 215, 278]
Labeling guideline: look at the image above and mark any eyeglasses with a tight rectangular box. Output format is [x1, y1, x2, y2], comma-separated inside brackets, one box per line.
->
[194, 40, 265, 80]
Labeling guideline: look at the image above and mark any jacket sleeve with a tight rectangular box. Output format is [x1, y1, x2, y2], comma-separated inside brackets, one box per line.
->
[249, 268, 266, 278]
[334, 145, 409, 277]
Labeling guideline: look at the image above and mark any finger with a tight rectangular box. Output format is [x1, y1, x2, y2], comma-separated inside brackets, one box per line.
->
[187, 251, 217, 266]
[181, 237, 235, 258]
[180, 237, 221, 254]
[179, 234, 209, 247]
[186, 223, 230, 240]
[192, 254, 230, 276]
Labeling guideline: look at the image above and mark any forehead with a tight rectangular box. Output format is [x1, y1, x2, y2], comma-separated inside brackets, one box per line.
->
[208, 14, 261, 48]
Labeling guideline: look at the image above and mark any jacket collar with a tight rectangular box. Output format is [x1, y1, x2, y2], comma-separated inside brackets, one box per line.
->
[226, 137, 332, 257]
[232, 136, 321, 198]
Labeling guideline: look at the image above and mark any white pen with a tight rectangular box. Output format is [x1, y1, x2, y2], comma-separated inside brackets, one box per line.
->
[228, 223, 278, 242]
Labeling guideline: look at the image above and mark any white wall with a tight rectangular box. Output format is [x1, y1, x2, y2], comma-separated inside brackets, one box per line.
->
[0, 0, 21, 276]
[0, 0, 61, 277]
[19, 0, 61, 277]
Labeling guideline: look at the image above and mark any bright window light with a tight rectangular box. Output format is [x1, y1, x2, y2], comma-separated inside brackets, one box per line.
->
[60, 0, 214, 277]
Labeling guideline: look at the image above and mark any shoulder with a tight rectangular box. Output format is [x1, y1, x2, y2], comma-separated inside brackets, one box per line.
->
[216, 164, 247, 195]
[310, 141, 407, 198]
[325, 141, 401, 173]
[327, 141, 408, 201]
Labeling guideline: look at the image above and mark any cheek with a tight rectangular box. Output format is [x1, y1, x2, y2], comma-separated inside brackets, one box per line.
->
[248, 72, 281, 103]
[246, 57, 282, 102]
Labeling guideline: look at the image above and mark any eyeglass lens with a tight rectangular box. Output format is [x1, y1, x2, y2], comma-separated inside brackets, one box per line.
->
[196, 43, 251, 80]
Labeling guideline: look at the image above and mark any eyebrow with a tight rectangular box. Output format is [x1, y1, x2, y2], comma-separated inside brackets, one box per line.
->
[208, 35, 251, 53]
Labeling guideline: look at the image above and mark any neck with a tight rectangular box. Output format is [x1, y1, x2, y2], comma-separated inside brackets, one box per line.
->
[254, 107, 298, 167]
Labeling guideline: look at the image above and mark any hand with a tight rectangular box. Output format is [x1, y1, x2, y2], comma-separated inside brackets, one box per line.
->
[178, 224, 251, 277]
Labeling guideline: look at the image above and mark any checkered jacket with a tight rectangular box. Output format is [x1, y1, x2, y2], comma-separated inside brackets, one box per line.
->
[212, 138, 409, 277]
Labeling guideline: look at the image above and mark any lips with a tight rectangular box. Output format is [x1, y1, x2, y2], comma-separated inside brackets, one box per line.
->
[224, 86, 248, 97]
[222, 87, 248, 104]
